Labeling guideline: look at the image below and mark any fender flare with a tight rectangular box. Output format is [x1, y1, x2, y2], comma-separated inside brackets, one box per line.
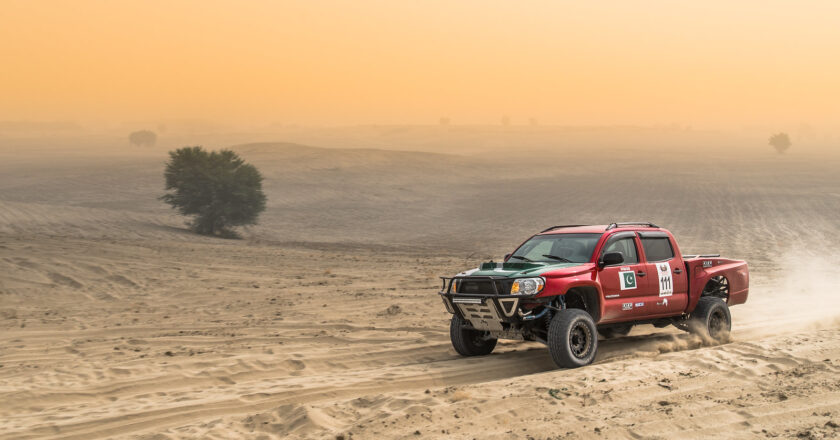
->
[549, 280, 604, 323]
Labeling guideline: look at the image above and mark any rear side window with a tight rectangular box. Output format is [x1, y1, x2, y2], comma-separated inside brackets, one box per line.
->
[601, 237, 639, 264]
[641, 237, 675, 262]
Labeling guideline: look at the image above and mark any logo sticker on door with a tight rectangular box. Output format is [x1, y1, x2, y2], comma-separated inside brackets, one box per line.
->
[657, 263, 673, 297]
[619, 271, 636, 290]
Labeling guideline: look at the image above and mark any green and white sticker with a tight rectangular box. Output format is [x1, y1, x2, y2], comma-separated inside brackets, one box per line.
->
[620, 271, 636, 290]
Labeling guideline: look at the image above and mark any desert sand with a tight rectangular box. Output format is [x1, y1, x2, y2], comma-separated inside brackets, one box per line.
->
[1, 136, 839, 439]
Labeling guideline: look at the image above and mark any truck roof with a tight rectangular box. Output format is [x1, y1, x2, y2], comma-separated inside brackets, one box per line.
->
[539, 223, 662, 235]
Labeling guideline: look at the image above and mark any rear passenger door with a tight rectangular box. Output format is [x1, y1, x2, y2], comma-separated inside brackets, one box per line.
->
[640, 232, 688, 315]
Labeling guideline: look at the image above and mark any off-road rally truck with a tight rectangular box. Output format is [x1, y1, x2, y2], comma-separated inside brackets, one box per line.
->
[439, 222, 749, 368]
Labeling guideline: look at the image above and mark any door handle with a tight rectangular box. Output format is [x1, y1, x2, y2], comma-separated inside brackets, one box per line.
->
[636, 271, 646, 277]
[674, 268, 683, 274]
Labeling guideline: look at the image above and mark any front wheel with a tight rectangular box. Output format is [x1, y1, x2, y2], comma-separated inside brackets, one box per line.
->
[548, 309, 598, 368]
[449, 314, 497, 356]
[688, 297, 732, 341]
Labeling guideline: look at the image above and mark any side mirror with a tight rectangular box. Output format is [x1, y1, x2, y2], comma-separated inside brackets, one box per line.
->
[601, 252, 624, 267]
[504, 253, 512, 261]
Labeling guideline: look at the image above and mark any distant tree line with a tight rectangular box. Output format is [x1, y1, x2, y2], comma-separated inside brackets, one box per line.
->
[129, 130, 157, 147]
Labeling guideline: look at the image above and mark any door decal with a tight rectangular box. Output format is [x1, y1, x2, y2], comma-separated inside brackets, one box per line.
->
[619, 271, 636, 290]
[656, 263, 673, 297]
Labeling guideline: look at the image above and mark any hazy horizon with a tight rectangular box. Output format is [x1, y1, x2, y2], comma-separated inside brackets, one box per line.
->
[2, 1, 839, 135]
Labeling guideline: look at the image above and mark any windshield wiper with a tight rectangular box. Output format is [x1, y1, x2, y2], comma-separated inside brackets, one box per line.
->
[508, 255, 534, 262]
[542, 254, 573, 263]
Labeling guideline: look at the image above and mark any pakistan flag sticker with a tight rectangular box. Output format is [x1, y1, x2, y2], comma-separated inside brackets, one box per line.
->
[620, 271, 637, 290]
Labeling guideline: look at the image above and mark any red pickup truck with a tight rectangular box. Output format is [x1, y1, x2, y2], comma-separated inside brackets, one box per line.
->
[439, 222, 749, 368]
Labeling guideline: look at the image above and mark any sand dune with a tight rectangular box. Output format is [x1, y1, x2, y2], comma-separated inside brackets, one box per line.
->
[1, 140, 839, 439]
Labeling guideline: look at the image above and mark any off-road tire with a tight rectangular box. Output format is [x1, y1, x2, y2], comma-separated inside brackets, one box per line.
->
[598, 324, 632, 339]
[548, 309, 598, 368]
[450, 314, 497, 356]
[688, 297, 731, 341]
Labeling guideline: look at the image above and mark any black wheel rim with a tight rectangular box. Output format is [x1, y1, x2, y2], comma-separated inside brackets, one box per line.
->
[708, 309, 727, 338]
[569, 321, 592, 358]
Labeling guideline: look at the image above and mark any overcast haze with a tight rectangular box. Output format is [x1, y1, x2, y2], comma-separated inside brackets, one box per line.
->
[3, 2, 840, 438]
[2, 1, 839, 132]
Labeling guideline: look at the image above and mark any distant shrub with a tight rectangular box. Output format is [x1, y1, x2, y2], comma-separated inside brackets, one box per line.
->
[768, 132, 791, 154]
[161, 147, 266, 237]
[129, 130, 157, 147]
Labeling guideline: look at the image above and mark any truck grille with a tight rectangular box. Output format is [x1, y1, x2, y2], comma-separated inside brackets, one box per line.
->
[455, 278, 513, 295]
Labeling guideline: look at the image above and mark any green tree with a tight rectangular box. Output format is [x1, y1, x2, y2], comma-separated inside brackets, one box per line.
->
[161, 147, 266, 236]
[768, 132, 791, 154]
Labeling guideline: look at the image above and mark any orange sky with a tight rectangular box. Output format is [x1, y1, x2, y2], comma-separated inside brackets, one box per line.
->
[1, 1, 839, 130]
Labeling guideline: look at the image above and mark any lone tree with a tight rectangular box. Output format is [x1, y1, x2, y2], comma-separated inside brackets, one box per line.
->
[768, 132, 791, 154]
[129, 130, 157, 147]
[161, 147, 266, 237]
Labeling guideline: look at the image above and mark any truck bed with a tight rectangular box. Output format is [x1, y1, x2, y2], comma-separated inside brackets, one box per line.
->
[683, 256, 749, 311]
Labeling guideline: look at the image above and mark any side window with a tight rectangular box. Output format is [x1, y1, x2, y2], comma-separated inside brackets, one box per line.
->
[641, 237, 675, 262]
[602, 237, 639, 264]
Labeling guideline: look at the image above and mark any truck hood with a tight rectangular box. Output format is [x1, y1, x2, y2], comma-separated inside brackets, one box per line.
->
[456, 261, 590, 278]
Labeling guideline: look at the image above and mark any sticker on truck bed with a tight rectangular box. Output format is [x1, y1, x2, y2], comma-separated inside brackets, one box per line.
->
[619, 271, 636, 290]
[657, 263, 673, 297]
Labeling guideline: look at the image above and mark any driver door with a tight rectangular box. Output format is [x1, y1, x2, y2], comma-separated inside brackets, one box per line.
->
[598, 233, 653, 322]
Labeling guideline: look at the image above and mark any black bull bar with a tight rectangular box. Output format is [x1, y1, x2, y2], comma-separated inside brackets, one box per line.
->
[438, 276, 544, 323]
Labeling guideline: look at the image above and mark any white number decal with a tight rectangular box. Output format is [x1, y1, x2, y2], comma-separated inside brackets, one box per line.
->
[656, 263, 673, 297]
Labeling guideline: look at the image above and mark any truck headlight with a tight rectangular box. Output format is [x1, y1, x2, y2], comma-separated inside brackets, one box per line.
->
[510, 277, 544, 295]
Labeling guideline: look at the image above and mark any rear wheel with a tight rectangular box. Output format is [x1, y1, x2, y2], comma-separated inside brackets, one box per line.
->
[548, 309, 598, 368]
[598, 324, 632, 339]
[688, 297, 731, 341]
[449, 314, 497, 356]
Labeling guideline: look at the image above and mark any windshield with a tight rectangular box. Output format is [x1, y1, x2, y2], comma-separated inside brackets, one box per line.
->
[509, 233, 602, 264]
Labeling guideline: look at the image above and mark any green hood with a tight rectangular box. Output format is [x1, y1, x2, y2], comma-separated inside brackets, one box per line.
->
[460, 261, 584, 278]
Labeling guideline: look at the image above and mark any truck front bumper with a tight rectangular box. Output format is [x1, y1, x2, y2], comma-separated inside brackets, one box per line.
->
[439, 275, 547, 332]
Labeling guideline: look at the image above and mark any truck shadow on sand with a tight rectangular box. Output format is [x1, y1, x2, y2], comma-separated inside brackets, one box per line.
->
[453, 330, 721, 379]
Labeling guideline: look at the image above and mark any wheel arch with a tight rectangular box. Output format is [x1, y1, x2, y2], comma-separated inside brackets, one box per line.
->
[561, 284, 602, 323]
[701, 275, 730, 299]
[688, 272, 731, 312]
